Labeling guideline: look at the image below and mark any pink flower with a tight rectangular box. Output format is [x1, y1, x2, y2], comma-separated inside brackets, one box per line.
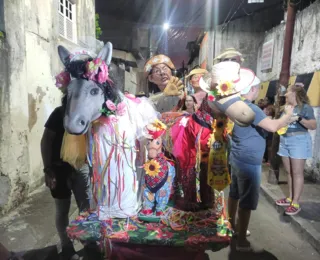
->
[208, 94, 216, 102]
[106, 100, 116, 111]
[84, 59, 102, 81]
[116, 102, 126, 116]
[55, 71, 71, 89]
[96, 62, 109, 84]
[108, 115, 118, 123]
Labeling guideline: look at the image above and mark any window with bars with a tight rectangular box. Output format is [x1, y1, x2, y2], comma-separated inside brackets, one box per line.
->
[58, 0, 77, 42]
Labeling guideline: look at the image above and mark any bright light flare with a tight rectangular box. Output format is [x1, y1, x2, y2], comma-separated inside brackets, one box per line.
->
[163, 23, 170, 30]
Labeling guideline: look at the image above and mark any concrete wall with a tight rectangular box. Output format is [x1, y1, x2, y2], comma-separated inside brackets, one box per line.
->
[0, 0, 96, 215]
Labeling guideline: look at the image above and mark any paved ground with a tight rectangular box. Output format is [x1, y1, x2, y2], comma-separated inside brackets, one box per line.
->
[207, 190, 320, 260]
[1, 184, 319, 260]
[260, 164, 320, 255]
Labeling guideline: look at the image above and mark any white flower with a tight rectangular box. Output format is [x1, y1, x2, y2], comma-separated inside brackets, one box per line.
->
[152, 57, 160, 63]
[163, 57, 169, 62]
[145, 64, 152, 72]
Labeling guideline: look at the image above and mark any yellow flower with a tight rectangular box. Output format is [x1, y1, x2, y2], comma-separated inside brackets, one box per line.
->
[153, 119, 167, 131]
[144, 160, 161, 177]
[216, 81, 234, 96]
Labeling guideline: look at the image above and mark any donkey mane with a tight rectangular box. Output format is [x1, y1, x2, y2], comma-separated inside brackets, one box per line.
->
[66, 58, 123, 111]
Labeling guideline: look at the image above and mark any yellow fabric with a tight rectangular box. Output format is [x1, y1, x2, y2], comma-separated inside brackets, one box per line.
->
[207, 117, 231, 191]
[308, 71, 320, 106]
[60, 132, 87, 169]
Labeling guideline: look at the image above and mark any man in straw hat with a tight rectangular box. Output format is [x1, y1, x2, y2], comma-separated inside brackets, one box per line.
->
[225, 68, 297, 251]
[213, 47, 244, 65]
[144, 54, 185, 113]
[185, 67, 208, 107]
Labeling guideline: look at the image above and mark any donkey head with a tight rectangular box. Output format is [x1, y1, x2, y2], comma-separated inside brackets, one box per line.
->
[57, 42, 121, 135]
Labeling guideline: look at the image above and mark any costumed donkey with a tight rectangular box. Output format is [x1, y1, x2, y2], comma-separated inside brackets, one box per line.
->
[57, 42, 159, 219]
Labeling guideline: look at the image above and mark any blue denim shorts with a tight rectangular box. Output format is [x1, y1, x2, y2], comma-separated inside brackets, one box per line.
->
[278, 133, 312, 159]
[229, 160, 261, 210]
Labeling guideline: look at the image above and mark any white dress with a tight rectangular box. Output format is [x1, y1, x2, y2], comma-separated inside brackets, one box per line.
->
[88, 96, 159, 219]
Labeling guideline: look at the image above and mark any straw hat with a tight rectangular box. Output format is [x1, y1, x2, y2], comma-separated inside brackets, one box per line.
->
[185, 68, 208, 78]
[213, 48, 244, 64]
[199, 61, 255, 96]
[144, 55, 175, 78]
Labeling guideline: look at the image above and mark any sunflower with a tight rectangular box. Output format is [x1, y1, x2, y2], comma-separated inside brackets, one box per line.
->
[144, 159, 161, 177]
[216, 81, 234, 96]
[153, 119, 167, 131]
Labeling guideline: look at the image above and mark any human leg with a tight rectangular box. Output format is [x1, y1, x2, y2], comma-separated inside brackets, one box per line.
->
[232, 162, 261, 248]
[285, 158, 306, 215]
[71, 164, 90, 212]
[228, 166, 239, 230]
[55, 198, 72, 247]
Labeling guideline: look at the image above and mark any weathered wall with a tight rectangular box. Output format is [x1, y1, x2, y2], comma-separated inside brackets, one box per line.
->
[256, 1, 320, 181]
[212, 7, 282, 72]
[0, 0, 96, 215]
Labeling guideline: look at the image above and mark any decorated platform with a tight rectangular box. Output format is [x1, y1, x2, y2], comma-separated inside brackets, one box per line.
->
[67, 192, 232, 258]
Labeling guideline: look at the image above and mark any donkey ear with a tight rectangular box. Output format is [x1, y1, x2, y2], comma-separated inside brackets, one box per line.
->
[97, 42, 113, 65]
[58, 45, 71, 66]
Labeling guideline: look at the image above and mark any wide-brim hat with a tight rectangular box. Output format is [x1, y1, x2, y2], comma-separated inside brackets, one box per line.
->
[186, 68, 208, 78]
[213, 48, 244, 64]
[199, 61, 255, 96]
[144, 55, 175, 78]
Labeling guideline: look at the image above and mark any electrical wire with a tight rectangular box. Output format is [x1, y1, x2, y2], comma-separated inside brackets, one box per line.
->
[221, 0, 246, 32]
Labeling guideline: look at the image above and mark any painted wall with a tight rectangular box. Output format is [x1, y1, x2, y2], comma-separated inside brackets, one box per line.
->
[0, 0, 96, 215]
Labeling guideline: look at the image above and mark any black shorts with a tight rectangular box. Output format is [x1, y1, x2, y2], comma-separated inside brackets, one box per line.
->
[50, 163, 74, 199]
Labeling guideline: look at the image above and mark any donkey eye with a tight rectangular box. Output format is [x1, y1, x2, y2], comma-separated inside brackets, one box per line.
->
[90, 88, 99, 96]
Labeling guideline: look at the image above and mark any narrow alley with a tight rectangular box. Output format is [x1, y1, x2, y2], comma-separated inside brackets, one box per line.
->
[1, 0, 320, 260]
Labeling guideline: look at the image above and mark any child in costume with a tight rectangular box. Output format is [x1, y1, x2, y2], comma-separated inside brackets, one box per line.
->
[140, 120, 175, 217]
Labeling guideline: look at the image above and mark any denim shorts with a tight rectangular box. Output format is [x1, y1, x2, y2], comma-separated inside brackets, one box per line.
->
[229, 160, 261, 210]
[278, 133, 312, 159]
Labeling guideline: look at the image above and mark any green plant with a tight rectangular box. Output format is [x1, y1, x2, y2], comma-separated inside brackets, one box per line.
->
[95, 14, 102, 39]
[0, 31, 4, 39]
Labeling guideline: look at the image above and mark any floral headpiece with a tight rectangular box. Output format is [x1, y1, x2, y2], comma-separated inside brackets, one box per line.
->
[55, 57, 110, 93]
[145, 119, 167, 139]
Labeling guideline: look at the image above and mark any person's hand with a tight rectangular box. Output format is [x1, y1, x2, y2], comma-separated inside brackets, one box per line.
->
[44, 168, 57, 189]
[284, 105, 294, 116]
[163, 77, 184, 96]
[288, 115, 299, 124]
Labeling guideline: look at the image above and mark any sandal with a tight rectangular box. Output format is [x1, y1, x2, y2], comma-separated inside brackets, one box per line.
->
[276, 197, 291, 207]
[285, 203, 301, 216]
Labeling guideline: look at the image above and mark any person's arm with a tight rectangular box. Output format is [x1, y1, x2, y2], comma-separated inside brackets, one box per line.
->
[40, 128, 56, 169]
[298, 105, 317, 130]
[257, 105, 295, 133]
[298, 117, 317, 130]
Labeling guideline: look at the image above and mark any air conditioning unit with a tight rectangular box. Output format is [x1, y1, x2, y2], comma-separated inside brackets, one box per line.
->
[248, 0, 264, 3]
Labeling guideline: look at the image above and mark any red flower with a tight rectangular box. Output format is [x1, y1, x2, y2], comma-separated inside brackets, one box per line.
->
[208, 94, 216, 102]
[156, 230, 174, 239]
[146, 223, 158, 231]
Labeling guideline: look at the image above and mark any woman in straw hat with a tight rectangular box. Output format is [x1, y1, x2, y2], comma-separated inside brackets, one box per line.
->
[185, 68, 208, 108]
